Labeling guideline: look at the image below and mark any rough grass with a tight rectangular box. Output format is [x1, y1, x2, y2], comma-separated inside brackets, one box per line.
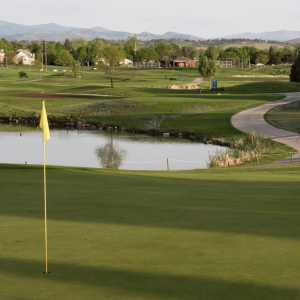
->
[265, 100, 300, 134]
[1, 163, 300, 300]
[207, 132, 290, 168]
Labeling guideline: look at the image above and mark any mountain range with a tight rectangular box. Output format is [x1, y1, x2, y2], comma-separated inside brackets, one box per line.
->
[0, 20, 204, 42]
[0, 20, 299, 42]
[222, 30, 300, 42]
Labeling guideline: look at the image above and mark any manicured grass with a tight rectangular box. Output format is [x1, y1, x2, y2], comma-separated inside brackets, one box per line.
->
[265, 100, 300, 134]
[1, 163, 300, 299]
[0, 66, 289, 140]
[0, 65, 297, 161]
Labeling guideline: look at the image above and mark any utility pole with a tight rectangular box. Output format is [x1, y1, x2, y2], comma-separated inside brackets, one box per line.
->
[45, 38, 47, 72]
[41, 37, 43, 71]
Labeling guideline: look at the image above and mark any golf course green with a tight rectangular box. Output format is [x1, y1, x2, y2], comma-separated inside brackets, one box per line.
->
[1, 163, 300, 300]
[1, 64, 300, 299]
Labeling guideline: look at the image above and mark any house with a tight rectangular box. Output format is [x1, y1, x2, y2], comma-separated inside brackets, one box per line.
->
[15, 49, 35, 65]
[0, 49, 5, 63]
[120, 58, 133, 66]
[171, 56, 195, 67]
[160, 56, 195, 68]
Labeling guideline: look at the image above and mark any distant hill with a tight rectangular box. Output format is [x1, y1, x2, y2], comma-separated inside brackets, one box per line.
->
[1, 20, 298, 43]
[0, 20, 204, 41]
[222, 30, 300, 42]
[286, 38, 300, 44]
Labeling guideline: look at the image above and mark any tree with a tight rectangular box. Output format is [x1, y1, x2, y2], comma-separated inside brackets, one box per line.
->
[126, 35, 139, 53]
[19, 71, 28, 79]
[198, 55, 221, 82]
[154, 40, 171, 60]
[34, 59, 43, 76]
[46, 42, 57, 65]
[64, 39, 72, 51]
[205, 46, 219, 60]
[55, 41, 65, 52]
[123, 44, 135, 61]
[55, 50, 74, 70]
[71, 60, 80, 78]
[88, 38, 107, 65]
[6, 51, 16, 68]
[268, 46, 277, 65]
[169, 43, 182, 56]
[135, 47, 157, 61]
[290, 51, 300, 82]
[0, 39, 14, 53]
[75, 46, 87, 65]
[97, 44, 124, 88]
[255, 53, 269, 65]
[182, 46, 189, 57]
[31, 43, 42, 61]
[187, 46, 198, 59]
[71, 38, 87, 52]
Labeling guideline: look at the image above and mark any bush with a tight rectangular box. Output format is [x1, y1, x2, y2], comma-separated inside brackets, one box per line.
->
[207, 132, 275, 168]
[18, 71, 28, 79]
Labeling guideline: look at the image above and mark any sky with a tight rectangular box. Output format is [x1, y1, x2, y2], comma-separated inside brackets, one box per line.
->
[1, 0, 300, 38]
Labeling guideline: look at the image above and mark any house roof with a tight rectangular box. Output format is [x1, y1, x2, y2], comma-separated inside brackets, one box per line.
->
[172, 56, 194, 62]
[16, 49, 34, 58]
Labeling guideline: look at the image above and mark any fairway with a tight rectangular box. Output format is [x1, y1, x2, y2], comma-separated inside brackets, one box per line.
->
[1, 164, 300, 299]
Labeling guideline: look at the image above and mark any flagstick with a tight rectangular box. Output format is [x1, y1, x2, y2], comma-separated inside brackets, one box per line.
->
[44, 140, 48, 274]
[40, 100, 50, 274]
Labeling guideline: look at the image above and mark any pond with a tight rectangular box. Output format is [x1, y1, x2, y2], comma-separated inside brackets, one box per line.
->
[0, 124, 224, 170]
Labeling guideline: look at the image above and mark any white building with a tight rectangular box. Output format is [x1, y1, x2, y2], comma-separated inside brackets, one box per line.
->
[120, 58, 133, 66]
[15, 49, 35, 65]
[0, 49, 5, 63]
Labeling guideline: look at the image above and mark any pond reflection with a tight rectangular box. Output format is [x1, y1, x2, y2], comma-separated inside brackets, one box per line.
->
[0, 124, 225, 170]
[95, 134, 127, 169]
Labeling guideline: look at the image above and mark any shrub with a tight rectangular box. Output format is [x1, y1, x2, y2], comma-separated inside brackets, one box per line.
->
[207, 132, 275, 168]
[18, 71, 28, 79]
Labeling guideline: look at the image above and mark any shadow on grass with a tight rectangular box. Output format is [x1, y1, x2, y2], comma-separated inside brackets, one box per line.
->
[1, 166, 300, 240]
[1, 257, 299, 300]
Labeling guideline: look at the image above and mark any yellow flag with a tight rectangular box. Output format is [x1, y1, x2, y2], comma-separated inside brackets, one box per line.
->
[39, 101, 50, 143]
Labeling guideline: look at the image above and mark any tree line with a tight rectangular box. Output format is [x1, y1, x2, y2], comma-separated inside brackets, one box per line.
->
[1, 36, 299, 68]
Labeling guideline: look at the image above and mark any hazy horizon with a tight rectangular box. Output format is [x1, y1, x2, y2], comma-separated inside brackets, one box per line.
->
[1, 0, 299, 39]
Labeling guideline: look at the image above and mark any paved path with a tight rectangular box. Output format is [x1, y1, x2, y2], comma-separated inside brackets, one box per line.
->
[231, 92, 300, 153]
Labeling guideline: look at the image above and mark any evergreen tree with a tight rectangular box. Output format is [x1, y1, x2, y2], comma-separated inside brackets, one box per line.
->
[268, 46, 277, 65]
[290, 51, 300, 82]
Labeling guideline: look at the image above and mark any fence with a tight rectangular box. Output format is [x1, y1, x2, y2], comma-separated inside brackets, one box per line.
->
[101, 158, 206, 170]
[130, 62, 162, 68]
[217, 58, 251, 68]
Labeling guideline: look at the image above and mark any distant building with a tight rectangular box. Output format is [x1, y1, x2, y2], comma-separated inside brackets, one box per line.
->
[15, 49, 35, 65]
[161, 56, 195, 68]
[120, 58, 133, 66]
[0, 49, 5, 63]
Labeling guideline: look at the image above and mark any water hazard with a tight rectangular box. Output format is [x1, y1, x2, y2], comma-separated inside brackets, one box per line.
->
[0, 124, 224, 170]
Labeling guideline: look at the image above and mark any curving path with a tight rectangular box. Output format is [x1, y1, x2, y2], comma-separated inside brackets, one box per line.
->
[231, 92, 300, 154]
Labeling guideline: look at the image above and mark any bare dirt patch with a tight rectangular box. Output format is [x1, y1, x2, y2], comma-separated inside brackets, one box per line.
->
[233, 75, 289, 78]
[11, 93, 114, 99]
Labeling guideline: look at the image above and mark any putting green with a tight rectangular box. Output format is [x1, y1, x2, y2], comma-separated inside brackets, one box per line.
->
[1, 164, 300, 299]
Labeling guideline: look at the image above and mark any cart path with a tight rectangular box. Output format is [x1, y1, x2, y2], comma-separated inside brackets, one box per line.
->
[231, 92, 300, 153]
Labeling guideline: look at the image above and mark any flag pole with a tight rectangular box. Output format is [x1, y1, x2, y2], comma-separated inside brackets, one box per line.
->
[40, 100, 50, 274]
[44, 138, 48, 274]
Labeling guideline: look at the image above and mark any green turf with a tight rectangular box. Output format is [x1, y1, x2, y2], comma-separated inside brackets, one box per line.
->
[1, 163, 300, 299]
[0, 65, 297, 161]
[0, 65, 292, 140]
[265, 100, 300, 134]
